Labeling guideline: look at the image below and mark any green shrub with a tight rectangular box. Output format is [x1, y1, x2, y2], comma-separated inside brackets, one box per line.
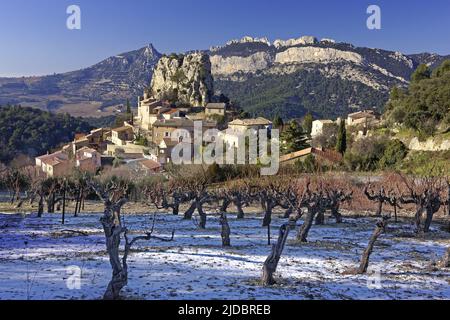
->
[379, 139, 408, 169]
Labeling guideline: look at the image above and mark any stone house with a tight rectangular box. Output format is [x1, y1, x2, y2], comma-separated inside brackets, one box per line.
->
[205, 103, 226, 116]
[157, 138, 194, 164]
[152, 118, 217, 146]
[127, 158, 163, 175]
[346, 110, 379, 127]
[227, 117, 272, 133]
[75, 147, 102, 173]
[311, 119, 335, 138]
[72, 128, 111, 154]
[111, 125, 135, 146]
[35, 151, 72, 177]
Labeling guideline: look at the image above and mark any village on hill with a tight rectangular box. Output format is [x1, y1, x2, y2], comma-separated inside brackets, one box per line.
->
[34, 87, 381, 178]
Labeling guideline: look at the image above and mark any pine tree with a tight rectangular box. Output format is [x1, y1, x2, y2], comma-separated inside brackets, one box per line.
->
[335, 119, 347, 154]
[411, 64, 431, 82]
[302, 113, 313, 135]
[126, 99, 131, 114]
[280, 120, 309, 154]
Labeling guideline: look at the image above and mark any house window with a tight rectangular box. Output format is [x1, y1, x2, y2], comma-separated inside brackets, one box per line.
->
[165, 132, 170, 137]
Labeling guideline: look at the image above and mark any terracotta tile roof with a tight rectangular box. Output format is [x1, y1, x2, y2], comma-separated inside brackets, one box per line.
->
[160, 138, 180, 147]
[77, 146, 97, 153]
[153, 118, 216, 128]
[37, 151, 69, 166]
[206, 103, 226, 109]
[348, 110, 376, 120]
[280, 147, 342, 164]
[112, 126, 134, 132]
[315, 119, 334, 124]
[138, 159, 162, 170]
[279, 148, 313, 162]
[229, 117, 272, 126]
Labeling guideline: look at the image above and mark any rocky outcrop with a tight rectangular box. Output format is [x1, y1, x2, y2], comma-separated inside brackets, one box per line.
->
[320, 38, 336, 44]
[273, 36, 318, 48]
[150, 53, 213, 106]
[210, 36, 271, 52]
[210, 52, 274, 75]
[226, 36, 271, 46]
[408, 137, 450, 151]
[275, 47, 363, 65]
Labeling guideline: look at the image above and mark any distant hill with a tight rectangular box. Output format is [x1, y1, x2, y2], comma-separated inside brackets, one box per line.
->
[0, 105, 93, 164]
[0, 45, 161, 117]
[0, 37, 448, 120]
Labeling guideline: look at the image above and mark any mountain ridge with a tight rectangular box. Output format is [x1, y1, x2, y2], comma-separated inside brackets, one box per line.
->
[0, 36, 448, 119]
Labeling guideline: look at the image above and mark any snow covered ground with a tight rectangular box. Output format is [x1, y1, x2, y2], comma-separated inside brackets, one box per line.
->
[0, 210, 449, 300]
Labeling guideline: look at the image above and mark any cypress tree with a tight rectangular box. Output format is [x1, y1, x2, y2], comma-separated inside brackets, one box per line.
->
[335, 119, 347, 154]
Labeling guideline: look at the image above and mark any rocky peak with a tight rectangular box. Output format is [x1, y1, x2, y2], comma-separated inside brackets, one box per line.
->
[273, 36, 318, 48]
[210, 36, 271, 52]
[150, 52, 214, 106]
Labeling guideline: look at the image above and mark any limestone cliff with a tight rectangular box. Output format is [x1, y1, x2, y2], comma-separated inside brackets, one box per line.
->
[210, 51, 273, 75]
[150, 52, 213, 106]
[274, 46, 364, 65]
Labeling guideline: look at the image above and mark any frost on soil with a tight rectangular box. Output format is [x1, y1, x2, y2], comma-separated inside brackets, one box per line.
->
[0, 211, 449, 300]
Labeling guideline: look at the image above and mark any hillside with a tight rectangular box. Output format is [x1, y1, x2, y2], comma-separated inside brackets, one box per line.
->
[0, 105, 93, 164]
[0, 45, 161, 117]
[384, 60, 450, 136]
[211, 37, 450, 119]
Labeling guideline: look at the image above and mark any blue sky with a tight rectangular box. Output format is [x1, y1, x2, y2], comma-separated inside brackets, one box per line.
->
[0, 0, 449, 77]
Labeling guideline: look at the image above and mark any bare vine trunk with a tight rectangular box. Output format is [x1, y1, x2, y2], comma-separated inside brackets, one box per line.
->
[297, 207, 316, 242]
[423, 201, 440, 233]
[261, 200, 273, 227]
[423, 208, 434, 233]
[74, 188, 81, 217]
[37, 196, 44, 218]
[184, 201, 196, 220]
[376, 200, 383, 216]
[261, 222, 292, 285]
[283, 207, 292, 219]
[235, 200, 244, 219]
[197, 202, 207, 229]
[439, 247, 450, 268]
[357, 217, 389, 274]
[315, 210, 325, 225]
[171, 202, 180, 215]
[331, 205, 342, 223]
[414, 206, 424, 233]
[101, 202, 127, 300]
[220, 199, 230, 213]
[219, 212, 231, 247]
[393, 203, 398, 223]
